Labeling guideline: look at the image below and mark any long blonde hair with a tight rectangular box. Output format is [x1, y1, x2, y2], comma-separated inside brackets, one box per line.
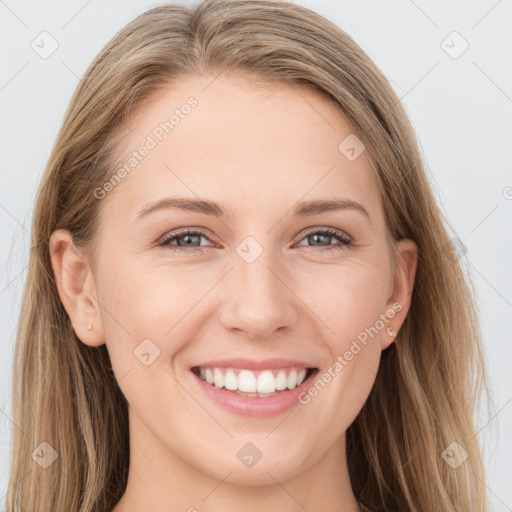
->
[6, 1, 492, 510]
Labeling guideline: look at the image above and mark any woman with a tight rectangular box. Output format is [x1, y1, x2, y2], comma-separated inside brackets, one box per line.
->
[6, 0, 491, 511]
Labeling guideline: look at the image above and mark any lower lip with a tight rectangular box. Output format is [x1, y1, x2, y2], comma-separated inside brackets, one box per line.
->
[192, 370, 318, 417]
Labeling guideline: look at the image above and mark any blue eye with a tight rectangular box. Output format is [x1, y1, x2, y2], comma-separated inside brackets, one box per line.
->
[158, 227, 352, 254]
[296, 227, 352, 251]
[158, 230, 211, 253]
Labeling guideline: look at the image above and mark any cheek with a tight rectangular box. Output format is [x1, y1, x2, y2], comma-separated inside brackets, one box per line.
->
[94, 255, 224, 384]
[297, 259, 388, 408]
[297, 258, 390, 343]
[93, 257, 182, 372]
[297, 265, 386, 431]
[97, 255, 182, 329]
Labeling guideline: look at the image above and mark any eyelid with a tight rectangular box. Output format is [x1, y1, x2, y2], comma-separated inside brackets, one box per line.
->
[156, 226, 218, 246]
[157, 225, 354, 251]
[297, 225, 352, 243]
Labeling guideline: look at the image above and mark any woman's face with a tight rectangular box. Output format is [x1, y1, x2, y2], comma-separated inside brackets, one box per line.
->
[52, 74, 417, 488]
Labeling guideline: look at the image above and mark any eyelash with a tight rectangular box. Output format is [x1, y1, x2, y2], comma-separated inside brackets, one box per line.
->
[157, 227, 353, 254]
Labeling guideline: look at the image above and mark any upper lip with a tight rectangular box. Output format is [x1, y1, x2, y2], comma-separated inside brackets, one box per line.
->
[190, 358, 317, 371]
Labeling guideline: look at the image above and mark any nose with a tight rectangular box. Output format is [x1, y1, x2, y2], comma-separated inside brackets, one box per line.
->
[219, 250, 299, 341]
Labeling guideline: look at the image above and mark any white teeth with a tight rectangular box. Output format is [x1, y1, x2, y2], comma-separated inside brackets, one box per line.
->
[296, 368, 307, 385]
[238, 369, 257, 392]
[213, 368, 224, 388]
[275, 370, 287, 390]
[287, 369, 297, 389]
[257, 370, 275, 393]
[196, 366, 312, 394]
[224, 370, 238, 391]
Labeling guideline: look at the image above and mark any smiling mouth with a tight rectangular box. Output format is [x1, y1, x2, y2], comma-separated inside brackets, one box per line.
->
[191, 366, 318, 397]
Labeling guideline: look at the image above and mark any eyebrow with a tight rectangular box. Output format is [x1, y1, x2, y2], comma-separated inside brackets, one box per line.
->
[136, 196, 371, 222]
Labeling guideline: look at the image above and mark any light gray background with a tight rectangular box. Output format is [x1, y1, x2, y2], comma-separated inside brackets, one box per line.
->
[0, 0, 511, 509]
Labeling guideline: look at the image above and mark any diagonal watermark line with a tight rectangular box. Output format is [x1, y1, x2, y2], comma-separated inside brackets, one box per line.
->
[164, 368, 234, 438]
[117, 367, 132, 385]
[0, 405, 26, 438]
[289, 82, 336, 130]
[61, 60, 83, 81]
[0, 0, 29, 28]
[473, 395, 512, 438]
[201, 471, 233, 501]
[0, 203, 28, 233]
[471, 0, 504, 30]
[0, 466, 33, 505]
[61, 0, 93, 29]
[265, 265, 336, 335]
[162, 267, 234, 338]
[0, 264, 27, 295]
[266, 470, 309, 511]
[265, 406, 297, 438]
[471, 265, 512, 308]
[61, 60, 132, 133]
[398, 61, 439, 102]
[406, 0, 439, 29]
[266, 164, 336, 234]
[163, 163, 233, 234]
[201, 65, 227, 93]
[470, 204, 499, 233]
[397, 163, 417, 185]
[470, 468, 511, 510]
[276, 0, 296, 16]
[348, 61, 439, 190]
[472, 61, 512, 105]
[0, 62, 29, 92]
[368, 61, 440, 139]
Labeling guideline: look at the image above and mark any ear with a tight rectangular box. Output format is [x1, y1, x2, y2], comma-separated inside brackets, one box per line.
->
[49, 229, 105, 347]
[381, 238, 418, 350]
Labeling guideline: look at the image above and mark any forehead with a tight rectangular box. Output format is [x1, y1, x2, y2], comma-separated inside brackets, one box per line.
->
[101, 74, 381, 221]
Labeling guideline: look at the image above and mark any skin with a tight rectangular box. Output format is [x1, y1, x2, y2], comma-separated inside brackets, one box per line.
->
[50, 73, 417, 512]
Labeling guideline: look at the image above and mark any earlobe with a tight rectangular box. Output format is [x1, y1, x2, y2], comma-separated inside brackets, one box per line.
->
[49, 229, 105, 347]
[382, 238, 418, 350]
